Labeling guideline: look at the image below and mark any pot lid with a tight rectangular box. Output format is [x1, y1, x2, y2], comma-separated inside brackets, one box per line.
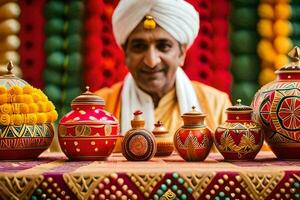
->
[226, 99, 252, 113]
[0, 61, 29, 88]
[152, 121, 168, 133]
[71, 86, 105, 106]
[182, 106, 205, 117]
[276, 46, 300, 74]
[131, 110, 145, 129]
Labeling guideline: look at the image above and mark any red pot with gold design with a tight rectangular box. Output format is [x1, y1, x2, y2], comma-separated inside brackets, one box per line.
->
[0, 62, 57, 160]
[58, 86, 119, 160]
[173, 106, 212, 161]
[252, 47, 300, 159]
[214, 99, 263, 160]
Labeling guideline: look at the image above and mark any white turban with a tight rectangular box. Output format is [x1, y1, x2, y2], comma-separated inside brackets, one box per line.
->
[112, 0, 199, 48]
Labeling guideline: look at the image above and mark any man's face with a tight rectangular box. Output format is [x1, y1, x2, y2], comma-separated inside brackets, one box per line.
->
[124, 22, 186, 97]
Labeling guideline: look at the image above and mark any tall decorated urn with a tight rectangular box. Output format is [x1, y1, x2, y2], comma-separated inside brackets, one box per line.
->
[251, 46, 300, 159]
[58, 86, 119, 160]
[214, 99, 263, 160]
[174, 106, 213, 161]
[0, 62, 58, 160]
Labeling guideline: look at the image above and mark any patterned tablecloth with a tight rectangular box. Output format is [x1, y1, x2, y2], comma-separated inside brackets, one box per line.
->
[0, 151, 300, 200]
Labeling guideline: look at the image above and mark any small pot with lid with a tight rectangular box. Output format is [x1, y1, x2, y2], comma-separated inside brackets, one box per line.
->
[215, 99, 263, 160]
[58, 86, 119, 160]
[173, 106, 213, 161]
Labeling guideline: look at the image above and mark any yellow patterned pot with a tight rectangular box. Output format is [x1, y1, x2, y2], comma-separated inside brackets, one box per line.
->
[0, 62, 57, 160]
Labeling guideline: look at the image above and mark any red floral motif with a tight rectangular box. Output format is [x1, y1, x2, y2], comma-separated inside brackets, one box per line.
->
[278, 97, 300, 131]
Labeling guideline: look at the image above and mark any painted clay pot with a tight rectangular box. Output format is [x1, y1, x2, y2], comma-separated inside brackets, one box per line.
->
[174, 106, 213, 161]
[152, 121, 174, 156]
[214, 99, 263, 160]
[252, 47, 300, 159]
[0, 62, 56, 160]
[0, 124, 54, 160]
[122, 111, 156, 161]
[58, 86, 119, 160]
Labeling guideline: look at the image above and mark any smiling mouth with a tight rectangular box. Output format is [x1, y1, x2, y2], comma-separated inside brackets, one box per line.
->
[140, 69, 164, 74]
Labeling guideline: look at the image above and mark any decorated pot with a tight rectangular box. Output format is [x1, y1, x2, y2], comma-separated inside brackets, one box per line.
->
[214, 99, 263, 160]
[152, 121, 174, 156]
[252, 46, 300, 159]
[0, 62, 57, 160]
[174, 106, 212, 161]
[58, 86, 119, 160]
[122, 111, 156, 161]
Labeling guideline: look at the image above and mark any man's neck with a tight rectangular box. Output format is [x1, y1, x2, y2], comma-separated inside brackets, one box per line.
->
[149, 87, 176, 108]
[151, 94, 161, 108]
[142, 90, 167, 108]
[137, 82, 176, 108]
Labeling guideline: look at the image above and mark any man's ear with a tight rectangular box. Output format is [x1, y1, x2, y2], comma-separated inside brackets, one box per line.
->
[179, 44, 187, 67]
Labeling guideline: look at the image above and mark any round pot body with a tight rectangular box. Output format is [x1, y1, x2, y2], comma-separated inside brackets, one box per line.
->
[0, 123, 54, 160]
[155, 136, 174, 157]
[58, 125, 118, 161]
[252, 47, 300, 160]
[122, 128, 156, 161]
[174, 126, 212, 161]
[58, 88, 119, 160]
[215, 100, 263, 161]
[214, 114, 263, 160]
[252, 79, 300, 159]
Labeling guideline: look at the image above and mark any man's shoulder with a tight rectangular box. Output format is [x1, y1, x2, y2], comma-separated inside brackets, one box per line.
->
[191, 81, 229, 99]
[95, 82, 123, 99]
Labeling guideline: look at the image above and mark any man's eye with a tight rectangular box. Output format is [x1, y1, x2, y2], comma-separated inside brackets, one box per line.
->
[130, 43, 147, 52]
[157, 43, 171, 52]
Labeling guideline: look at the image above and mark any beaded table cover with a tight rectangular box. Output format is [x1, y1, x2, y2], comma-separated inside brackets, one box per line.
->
[0, 152, 300, 200]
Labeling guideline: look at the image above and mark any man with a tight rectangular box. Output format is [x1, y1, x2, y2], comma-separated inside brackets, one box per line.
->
[96, 0, 231, 151]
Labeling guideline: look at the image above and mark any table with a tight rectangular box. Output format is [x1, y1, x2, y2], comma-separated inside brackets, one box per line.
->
[0, 152, 300, 200]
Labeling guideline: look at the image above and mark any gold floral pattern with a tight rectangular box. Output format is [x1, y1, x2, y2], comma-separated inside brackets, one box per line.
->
[216, 123, 262, 158]
[75, 125, 91, 136]
[128, 173, 164, 198]
[0, 174, 43, 200]
[237, 171, 284, 200]
[181, 172, 216, 199]
[0, 123, 53, 138]
[63, 174, 105, 200]
[176, 131, 209, 149]
[104, 124, 112, 136]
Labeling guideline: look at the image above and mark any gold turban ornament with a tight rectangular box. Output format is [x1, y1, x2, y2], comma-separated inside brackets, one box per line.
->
[143, 15, 156, 29]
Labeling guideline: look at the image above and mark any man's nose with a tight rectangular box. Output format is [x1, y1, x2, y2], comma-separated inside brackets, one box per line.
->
[143, 47, 161, 68]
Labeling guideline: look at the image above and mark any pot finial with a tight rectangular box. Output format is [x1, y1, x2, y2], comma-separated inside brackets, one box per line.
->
[288, 46, 300, 62]
[7, 61, 14, 76]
